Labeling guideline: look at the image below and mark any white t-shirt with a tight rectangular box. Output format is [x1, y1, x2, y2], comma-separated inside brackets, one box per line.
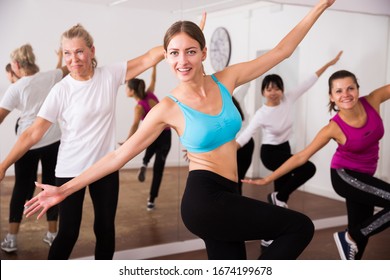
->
[0, 69, 63, 149]
[38, 62, 127, 177]
[236, 73, 318, 147]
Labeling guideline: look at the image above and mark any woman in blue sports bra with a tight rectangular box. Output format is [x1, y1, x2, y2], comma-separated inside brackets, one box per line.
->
[23, 0, 335, 259]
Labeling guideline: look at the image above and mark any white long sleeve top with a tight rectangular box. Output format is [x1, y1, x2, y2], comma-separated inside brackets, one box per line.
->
[236, 73, 318, 147]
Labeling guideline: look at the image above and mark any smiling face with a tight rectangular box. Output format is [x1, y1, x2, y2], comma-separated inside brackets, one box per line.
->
[165, 32, 206, 82]
[263, 83, 283, 106]
[62, 37, 95, 81]
[329, 77, 360, 111]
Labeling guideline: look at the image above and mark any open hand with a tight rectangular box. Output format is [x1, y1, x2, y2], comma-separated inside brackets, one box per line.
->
[24, 182, 64, 219]
[241, 177, 269, 186]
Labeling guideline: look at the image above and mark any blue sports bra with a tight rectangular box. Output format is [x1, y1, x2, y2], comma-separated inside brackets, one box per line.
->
[168, 74, 242, 153]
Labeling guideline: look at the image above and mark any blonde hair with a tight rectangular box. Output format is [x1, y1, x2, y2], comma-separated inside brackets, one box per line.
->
[61, 24, 97, 68]
[10, 44, 39, 75]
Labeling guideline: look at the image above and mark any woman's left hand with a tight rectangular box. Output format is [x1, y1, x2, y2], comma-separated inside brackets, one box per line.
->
[241, 177, 269, 186]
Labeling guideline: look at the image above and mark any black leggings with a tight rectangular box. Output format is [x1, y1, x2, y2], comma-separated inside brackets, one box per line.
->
[181, 170, 314, 260]
[331, 168, 390, 259]
[237, 138, 254, 195]
[49, 171, 119, 260]
[9, 141, 60, 223]
[261, 141, 316, 202]
[142, 129, 171, 202]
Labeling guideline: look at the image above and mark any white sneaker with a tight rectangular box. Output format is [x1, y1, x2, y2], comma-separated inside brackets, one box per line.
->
[146, 202, 155, 211]
[43, 231, 57, 246]
[261, 239, 273, 248]
[1, 234, 17, 253]
[267, 192, 288, 208]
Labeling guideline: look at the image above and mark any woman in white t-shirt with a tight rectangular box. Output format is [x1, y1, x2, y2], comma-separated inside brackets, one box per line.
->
[0, 44, 68, 253]
[0, 24, 165, 260]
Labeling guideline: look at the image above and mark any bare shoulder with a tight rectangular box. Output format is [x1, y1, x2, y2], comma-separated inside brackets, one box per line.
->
[154, 96, 183, 131]
[326, 119, 345, 144]
[211, 71, 237, 93]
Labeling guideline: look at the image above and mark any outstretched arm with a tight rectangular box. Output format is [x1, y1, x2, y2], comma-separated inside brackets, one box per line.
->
[146, 65, 157, 93]
[119, 105, 144, 145]
[125, 46, 164, 82]
[0, 117, 51, 181]
[242, 123, 334, 186]
[315, 50, 343, 77]
[365, 84, 390, 113]
[216, 0, 336, 91]
[24, 101, 172, 219]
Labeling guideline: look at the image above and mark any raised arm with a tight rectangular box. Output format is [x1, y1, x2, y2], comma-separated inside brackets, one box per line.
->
[217, 0, 335, 90]
[146, 65, 157, 93]
[365, 84, 390, 112]
[242, 122, 335, 186]
[125, 46, 164, 82]
[315, 50, 343, 77]
[0, 117, 52, 181]
[119, 104, 144, 145]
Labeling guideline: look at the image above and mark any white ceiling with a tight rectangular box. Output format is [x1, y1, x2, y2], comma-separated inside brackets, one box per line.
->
[56, 0, 390, 16]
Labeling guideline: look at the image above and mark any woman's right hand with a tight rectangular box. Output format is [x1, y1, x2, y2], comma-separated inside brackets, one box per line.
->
[24, 182, 65, 219]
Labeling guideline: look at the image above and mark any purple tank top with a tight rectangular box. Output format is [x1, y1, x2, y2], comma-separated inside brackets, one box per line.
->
[331, 97, 384, 175]
[137, 92, 159, 120]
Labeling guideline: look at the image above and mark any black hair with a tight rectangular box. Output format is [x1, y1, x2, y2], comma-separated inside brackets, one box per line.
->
[261, 74, 284, 94]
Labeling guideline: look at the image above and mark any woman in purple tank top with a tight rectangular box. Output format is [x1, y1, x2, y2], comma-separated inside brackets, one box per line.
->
[120, 65, 171, 211]
[244, 70, 390, 260]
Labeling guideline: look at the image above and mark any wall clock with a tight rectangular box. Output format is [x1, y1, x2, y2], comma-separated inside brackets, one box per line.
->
[209, 27, 231, 72]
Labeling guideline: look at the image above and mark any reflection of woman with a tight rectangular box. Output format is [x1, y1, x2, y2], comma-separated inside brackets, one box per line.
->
[243, 70, 390, 260]
[0, 44, 68, 253]
[23, 1, 334, 260]
[237, 51, 342, 208]
[121, 65, 171, 210]
[0, 25, 164, 259]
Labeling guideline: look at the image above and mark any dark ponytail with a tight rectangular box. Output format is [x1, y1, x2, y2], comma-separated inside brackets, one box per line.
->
[127, 78, 146, 99]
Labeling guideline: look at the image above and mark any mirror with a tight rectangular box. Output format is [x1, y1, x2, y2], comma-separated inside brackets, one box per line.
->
[0, 0, 198, 260]
[1, 0, 389, 260]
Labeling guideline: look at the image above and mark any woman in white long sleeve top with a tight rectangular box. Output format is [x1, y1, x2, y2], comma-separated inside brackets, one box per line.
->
[236, 51, 342, 208]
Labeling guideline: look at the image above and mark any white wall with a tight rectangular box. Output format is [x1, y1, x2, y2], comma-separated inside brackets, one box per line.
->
[202, 2, 390, 200]
[1, 1, 389, 201]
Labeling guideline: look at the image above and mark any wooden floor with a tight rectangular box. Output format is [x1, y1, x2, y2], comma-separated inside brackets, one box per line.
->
[1, 167, 389, 260]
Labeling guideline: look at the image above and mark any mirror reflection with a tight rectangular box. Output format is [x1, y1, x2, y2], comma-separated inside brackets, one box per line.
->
[0, 0, 389, 260]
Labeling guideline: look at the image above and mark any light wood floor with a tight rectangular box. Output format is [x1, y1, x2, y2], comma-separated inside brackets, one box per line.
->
[1, 167, 389, 260]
